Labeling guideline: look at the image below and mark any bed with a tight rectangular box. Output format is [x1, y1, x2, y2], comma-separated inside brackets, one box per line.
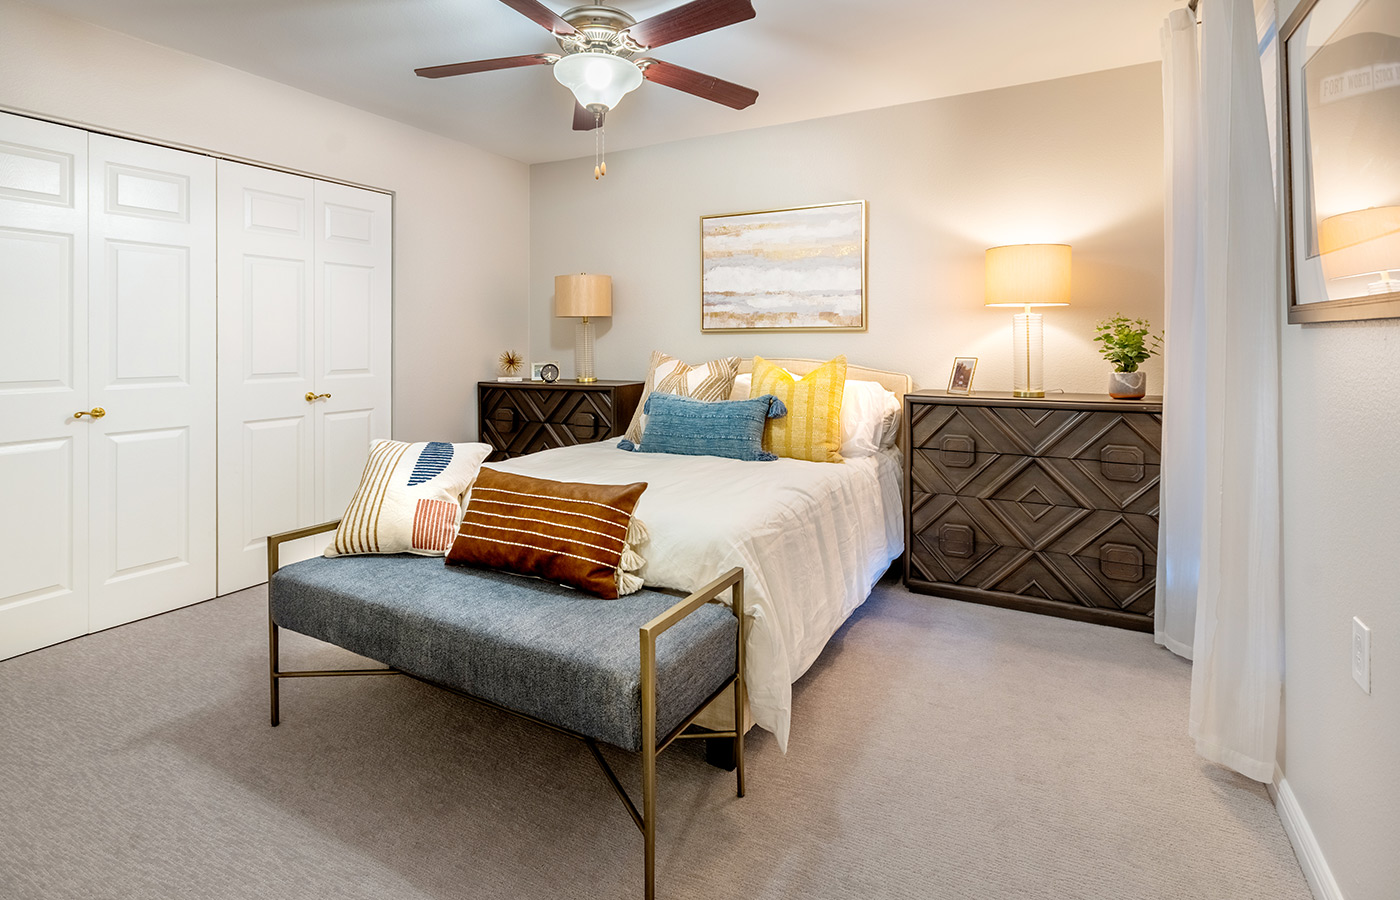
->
[489, 358, 910, 751]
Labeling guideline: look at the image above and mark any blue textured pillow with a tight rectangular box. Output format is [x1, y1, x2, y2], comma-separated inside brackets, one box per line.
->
[618, 392, 787, 461]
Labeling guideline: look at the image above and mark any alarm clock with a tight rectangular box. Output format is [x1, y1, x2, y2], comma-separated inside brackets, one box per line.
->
[540, 363, 560, 384]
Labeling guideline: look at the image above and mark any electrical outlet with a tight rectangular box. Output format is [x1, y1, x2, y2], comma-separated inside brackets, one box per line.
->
[1352, 617, 1371, 695]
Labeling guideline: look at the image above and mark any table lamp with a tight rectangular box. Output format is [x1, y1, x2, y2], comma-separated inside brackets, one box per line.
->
[985, 244, 1072, 398]
[1319, 206, 1400, 295]
[554, 273, 612, 383]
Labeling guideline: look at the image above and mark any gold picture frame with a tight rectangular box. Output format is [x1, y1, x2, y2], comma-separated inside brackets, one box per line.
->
[700, 200, 867, 333]
[947, 357, 977, 395]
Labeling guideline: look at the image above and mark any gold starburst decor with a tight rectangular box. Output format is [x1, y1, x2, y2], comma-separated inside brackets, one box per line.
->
[498, 350, 523, 375]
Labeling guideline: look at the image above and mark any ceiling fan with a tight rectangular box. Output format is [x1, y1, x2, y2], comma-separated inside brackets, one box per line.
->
[415, 0, 760, 141]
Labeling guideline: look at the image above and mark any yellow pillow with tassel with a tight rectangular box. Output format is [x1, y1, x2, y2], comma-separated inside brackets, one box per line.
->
[750, 355, 847, 463]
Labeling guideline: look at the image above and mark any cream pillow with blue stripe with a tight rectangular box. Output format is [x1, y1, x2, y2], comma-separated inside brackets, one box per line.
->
[751, 355, 848, 463]
[325, 439, 491, 557]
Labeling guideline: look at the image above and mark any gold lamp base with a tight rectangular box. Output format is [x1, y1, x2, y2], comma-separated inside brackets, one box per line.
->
[1012, 389, 1045, 398]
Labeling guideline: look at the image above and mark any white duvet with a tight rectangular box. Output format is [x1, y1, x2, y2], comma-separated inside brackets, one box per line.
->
[489, 440, 904, 752]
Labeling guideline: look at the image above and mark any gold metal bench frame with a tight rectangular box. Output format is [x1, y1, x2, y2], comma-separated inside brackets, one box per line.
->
[266, 520, 746, 900]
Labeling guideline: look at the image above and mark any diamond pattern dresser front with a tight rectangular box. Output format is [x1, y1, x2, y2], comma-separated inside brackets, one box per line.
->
[478, 380, 644, 461]
[903, 390, 1163, 631]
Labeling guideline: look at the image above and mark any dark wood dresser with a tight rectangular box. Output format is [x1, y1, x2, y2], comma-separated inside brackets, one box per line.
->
[903, 390, 1162, 631]
[478, 380, 644, 461]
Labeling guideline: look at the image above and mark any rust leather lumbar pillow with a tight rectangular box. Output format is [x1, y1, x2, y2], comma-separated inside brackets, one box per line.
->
[446, 468, 649, 599]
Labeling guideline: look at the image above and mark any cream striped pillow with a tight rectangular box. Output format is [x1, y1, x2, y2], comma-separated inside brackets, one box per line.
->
[751, 355, 848, 463]
[621, 351, 741, 446]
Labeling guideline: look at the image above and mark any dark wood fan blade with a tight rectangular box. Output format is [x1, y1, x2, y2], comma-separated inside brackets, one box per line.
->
[639, 59, 757, 109]
[624, 0, 754, 49]
[498, 0, 576, 35]
[415, 54, 556, 79]
[573, 102, 602, 131]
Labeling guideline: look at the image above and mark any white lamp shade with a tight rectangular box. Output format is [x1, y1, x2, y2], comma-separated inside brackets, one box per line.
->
[554, 273, 612, 318]
[985, 243, 1072, 307]
[553, 52, 643, 111]
[1319, 206, 1400, 281]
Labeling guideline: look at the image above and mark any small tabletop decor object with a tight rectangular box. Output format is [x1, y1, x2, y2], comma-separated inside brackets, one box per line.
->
[1093, 315, 1162, 399]
[947, 357, 977, 395]
[497, 350, 524, 381]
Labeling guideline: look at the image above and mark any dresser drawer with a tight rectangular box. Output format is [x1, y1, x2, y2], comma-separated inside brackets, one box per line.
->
[910, 403, 1161, 465]
[911, 450, 1159, 517]
[908, 541, 1154, 615]
[912, 489, 1156, 555]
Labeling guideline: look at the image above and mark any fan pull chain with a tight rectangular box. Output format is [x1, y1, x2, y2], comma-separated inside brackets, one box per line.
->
[593, 109, 608, 179]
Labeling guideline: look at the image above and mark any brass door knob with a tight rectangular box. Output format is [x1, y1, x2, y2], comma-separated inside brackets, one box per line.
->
[304, 392, 332, 402]
[74, 407, 106, 419]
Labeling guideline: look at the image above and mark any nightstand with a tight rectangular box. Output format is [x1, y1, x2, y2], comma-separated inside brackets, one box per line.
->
[478, 380, 644, 461]
[903, 390, 1162, 631]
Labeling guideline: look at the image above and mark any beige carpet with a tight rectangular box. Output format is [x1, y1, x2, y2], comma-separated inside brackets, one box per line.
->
[0, 575, 1310, 900]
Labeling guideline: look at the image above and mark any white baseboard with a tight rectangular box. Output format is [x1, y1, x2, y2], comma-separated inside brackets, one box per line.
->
[1270, 768, 1344, 900]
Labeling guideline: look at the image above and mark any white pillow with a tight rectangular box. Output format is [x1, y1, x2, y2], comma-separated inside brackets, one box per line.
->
[843, 380, 902, 455]
[731, 373, 900, 457]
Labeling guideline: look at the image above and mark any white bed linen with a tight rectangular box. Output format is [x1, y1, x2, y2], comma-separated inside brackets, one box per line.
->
[489, 440, 904, 752]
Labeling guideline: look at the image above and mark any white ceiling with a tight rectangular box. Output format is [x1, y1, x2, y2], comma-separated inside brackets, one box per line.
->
[23, 0, 1179, 164]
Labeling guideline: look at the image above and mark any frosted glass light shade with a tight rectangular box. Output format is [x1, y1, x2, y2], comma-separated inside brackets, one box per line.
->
[985, 244, 1072, 307]
[553, 52, 643, 111]
[1319, 206, 1400, 292]
[1012, 312, 1045, 398]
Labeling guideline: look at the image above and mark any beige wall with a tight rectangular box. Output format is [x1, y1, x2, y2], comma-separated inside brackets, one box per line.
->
[1273, 2, 1400, 899]
[528, 63, 1165, 395]
[0, 1, 530, 443]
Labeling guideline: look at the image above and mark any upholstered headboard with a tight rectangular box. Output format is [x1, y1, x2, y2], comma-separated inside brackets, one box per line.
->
[733, 358, 913, 396]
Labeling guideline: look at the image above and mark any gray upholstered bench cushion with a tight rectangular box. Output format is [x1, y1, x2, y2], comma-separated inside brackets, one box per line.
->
[269, 555, 738, 752]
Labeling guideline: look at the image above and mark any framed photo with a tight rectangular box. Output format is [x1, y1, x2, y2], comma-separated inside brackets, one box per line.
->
[700, 200, 867, 333]
[1282, 0, 1400, 323]
[530, 360, 560, 381]
[947, 357, 977, 395]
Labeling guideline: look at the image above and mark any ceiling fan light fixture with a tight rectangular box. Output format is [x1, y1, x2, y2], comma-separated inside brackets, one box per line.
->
[553, 51, 643, 111]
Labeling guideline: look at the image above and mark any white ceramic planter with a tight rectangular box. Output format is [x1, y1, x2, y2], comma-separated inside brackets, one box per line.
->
[1108, 371, 1146, 399]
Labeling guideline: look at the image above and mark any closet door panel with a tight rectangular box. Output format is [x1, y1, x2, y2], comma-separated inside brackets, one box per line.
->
[218, 162, 317, 593]
[86, 135, 216, 631]
[0, 113, 89, 660]
[313, 181, 392, 524]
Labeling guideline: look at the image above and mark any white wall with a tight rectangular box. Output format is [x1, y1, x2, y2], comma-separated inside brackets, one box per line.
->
[528, 63, 1165, 395]
[1274, 5, 1400, 899]
[0, 1, 530, 443]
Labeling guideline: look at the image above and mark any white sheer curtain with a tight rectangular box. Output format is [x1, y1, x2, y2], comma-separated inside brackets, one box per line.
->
[1156, 8, 1206, 660]
[1159, 0, 1283, 783]
[1196, 0, 1284, 783]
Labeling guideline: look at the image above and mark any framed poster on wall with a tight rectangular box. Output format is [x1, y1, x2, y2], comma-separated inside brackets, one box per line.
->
[700, 200, 867, 333]
[1282, 0, 1400, 323]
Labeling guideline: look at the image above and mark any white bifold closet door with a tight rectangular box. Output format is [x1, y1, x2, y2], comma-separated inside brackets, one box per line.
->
[216, 161, 392, 595]
[0, 113, 217, 659]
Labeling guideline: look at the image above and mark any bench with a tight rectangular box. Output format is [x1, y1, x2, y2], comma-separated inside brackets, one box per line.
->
[265, 520, 746, 900]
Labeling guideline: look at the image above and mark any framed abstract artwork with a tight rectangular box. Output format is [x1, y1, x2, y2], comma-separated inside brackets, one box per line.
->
[700, 200, 867, 332]
[1282, 0, 1400, 323]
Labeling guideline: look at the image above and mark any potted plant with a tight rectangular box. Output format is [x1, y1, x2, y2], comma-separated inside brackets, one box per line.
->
[1093, 315, 1162, 399]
